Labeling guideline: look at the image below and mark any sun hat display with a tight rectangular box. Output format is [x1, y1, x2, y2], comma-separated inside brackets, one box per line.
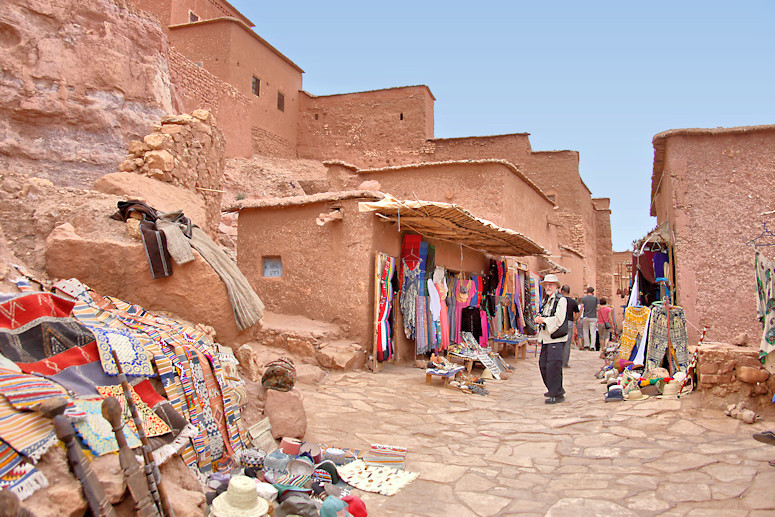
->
[262, 450, 292, 482]
[287, 455, 315, 477]
[605, 385, 624, 402]
[314, 460, 342, 485]
[280, 437, 302, 456]
[540, 274, 560, 285]
[661, 380, 681, 398]
[211, 475, 269, 517]
[300, 442, 323, 463]
[323, 447, 346, 465]
[239, 448, 266, 468]
[341, 495, 367, 517]
[625, 388, 649, 401]
[320, 496, 349, 517]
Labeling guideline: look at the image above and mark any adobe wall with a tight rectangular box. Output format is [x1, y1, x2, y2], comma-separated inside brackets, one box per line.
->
[237, 198, 382, 346]
[297, 87, 435, 167]
[652, 128, 775, 346]
[593, 198, 613, 300]
[350, 162, 557, 255]
[424, 134, 534, 172]
[168, 48, 251, 157]
[131, 0, 250, 28]
[169, 19, 301, 154]
[0, 0, 173, 188]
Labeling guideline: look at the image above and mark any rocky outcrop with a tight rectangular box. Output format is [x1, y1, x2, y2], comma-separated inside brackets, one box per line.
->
[698, 343, 775, 408]
[264, 389, 307, 440]
[117, 110, 225, 235]
[0, 0, 173, 188]
[45, 222, 259, 346]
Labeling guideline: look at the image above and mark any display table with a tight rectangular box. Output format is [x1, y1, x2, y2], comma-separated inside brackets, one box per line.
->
[493, 336, 537, 360]
[425, 366, 465, 386]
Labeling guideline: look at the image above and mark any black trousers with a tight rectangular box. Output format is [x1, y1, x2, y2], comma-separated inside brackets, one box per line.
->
[539, 342, 564, 397]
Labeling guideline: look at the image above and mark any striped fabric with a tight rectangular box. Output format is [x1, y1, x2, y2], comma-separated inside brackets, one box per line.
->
[364, 443, 408, 470]
[0, 394, 57, 462]
[0, 369, 67, 410]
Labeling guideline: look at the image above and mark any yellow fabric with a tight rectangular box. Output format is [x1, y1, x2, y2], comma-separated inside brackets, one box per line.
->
[619, 306, 651, 360]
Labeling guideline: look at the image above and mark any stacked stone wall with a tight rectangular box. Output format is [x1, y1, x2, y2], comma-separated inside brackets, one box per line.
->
[251, 127, 296, 158]
[118, 110, 224, 234]
[168, 48, 251, 157]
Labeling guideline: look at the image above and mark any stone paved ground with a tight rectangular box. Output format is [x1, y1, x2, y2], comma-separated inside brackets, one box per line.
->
[296, 348, 775, 516]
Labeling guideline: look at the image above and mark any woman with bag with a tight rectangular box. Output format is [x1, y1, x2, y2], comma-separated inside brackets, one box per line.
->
[597, 298, 615, 348]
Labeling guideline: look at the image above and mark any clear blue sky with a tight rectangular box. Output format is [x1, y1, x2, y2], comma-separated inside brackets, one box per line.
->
[230, 1, 775, 250]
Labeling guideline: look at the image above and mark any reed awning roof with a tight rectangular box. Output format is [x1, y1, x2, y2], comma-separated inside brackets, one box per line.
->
[358, 197, 548, 257]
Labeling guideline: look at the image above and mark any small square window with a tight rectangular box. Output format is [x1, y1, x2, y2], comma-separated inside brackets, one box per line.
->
[252, 76, 260, 97]
[277, 92, 285, 112]
[189, 11, 199, 22]
[263, 257, 282, 278]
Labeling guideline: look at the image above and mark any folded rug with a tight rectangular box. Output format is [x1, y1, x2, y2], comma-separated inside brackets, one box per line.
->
[0, 394, 57, 462]
[0, 440, 48, 500]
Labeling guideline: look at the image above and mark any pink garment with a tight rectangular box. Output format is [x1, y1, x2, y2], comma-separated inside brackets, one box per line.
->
[598, 305, 614, 325]
[435, 283, 450, 350]
[479, 309, 489, 347]
[454, 279, 473, 344]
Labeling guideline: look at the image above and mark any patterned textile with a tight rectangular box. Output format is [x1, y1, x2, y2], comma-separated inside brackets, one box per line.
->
[0, 369, 67, 410]
[90, 326, 154, 377]
[0, 292, 94, 363]
[364, 444, 407, 470]
[261, 357, 296, 392]
[376, 255, 396, 362]
[756, 251, 775, 360]
[17, 341, 101, 376]
[337, 459, 419, 496]
[646, 306, 689, 374]
[0, 394, 57, 461]
[192, 350, 225, 462]
[0, 440, 48, 501]
[619, 306, 651, 360]
[415, 296, 429, 354]
[73, 398, 142, 456]
[96, 385, 171, 438]
[400, 264, 420, 339]
[523, 274, 535, 334]
[45, 360, 121, 397]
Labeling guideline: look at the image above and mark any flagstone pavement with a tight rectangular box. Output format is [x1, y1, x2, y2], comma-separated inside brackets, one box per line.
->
[296, 348, 775, 516]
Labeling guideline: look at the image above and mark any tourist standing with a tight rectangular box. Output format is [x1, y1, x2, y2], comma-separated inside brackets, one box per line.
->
[560, 285, 579, 368]
[535, 275, 567, 404]
[580, 286, 599, 350]
[597, 297, 615, 348]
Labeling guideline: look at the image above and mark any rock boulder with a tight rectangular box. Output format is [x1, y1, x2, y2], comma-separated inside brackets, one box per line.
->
[264, 390, 307, 440]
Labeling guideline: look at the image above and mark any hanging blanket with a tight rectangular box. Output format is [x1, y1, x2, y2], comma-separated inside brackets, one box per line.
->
[400, 265, 420, 339]
[376, 255, 396, 362]
[17, 341, 101, 376]
[73, 398, 142, 456]
[646, 306, 689, 373]
[0, 395, 57, 462]
[0, 440, 48, 501]
[0, 292, 94, 363]
[619, 306, 651, 360]
[756, 251, 775, 360]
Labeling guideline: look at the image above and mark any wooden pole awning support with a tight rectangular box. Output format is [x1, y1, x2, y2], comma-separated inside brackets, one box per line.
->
[359, 197, 549, 257]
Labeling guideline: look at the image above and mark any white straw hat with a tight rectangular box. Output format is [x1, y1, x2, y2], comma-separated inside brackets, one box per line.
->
[211, 476, 269, 517]
[540, 274, 560, 285]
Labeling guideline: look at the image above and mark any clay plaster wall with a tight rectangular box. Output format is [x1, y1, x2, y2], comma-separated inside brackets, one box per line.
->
[168, 48, 251, 158]
[237, 198, 381, 346]
[169, 18, 301, 154]
[0, 0, 173, 188]
[351, 162, 557, 256]
[652, 128, 775, 345]
[297, 87, 435, 167]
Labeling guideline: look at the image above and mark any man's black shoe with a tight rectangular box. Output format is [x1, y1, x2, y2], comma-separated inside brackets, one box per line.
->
[544, 391, 566, 397]
[545, 395, 565, 404]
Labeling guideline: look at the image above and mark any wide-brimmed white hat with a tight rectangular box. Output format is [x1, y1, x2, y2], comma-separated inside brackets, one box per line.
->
[540, 274, 560, 285]
[211, 476, 269, 517]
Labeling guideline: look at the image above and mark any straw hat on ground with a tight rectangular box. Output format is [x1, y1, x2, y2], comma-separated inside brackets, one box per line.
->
[211, 475, 269, 517]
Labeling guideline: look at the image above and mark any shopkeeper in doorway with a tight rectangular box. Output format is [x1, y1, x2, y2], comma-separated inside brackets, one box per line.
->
[534, 274, 568, 404]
